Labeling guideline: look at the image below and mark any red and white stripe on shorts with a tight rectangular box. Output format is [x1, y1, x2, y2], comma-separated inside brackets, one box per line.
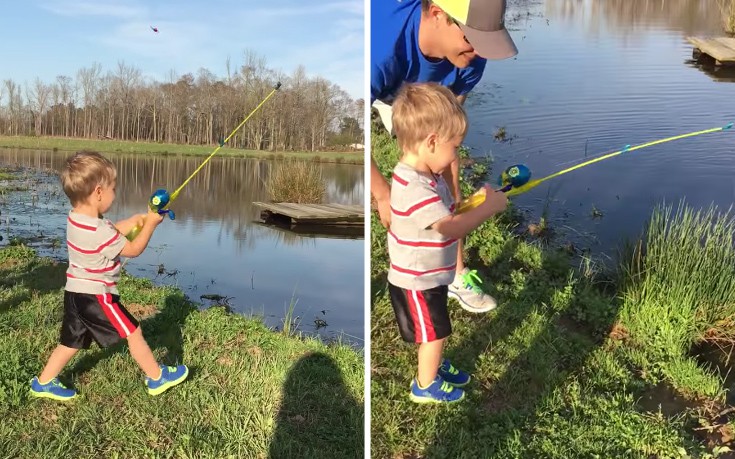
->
[407, 289, 436, 343]
[96, 293, 135, 338]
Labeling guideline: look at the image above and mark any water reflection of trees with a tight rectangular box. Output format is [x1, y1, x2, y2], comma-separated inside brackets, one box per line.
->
[546, 0, 722, 36]
[0, 149, 363, 246]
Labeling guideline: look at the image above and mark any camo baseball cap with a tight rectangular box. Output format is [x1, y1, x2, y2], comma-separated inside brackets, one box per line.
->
[432, 0, 517, 59]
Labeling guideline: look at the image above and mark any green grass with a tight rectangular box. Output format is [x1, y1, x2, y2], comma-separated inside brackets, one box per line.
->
[0, 170, 15, 181]
[0, 245, 364, 459]
[370, 125, 734, 458]
[0, 135, 364, 165]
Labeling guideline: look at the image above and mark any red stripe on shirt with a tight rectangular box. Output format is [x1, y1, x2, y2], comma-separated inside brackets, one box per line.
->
[388, 231, 457, 248]
[391, 196, 441, 217]
[66, 273, 117, 287]
[71, 261, 120, 273]
[392, 174, 409, 186]
[390, 263, 457, 277]
[67, 233, 121, 254]
[68, 217, 96, 231]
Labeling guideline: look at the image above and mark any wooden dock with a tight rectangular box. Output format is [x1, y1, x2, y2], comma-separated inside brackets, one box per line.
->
[253, 202, 364, 227]
[687, 36, 735, 66]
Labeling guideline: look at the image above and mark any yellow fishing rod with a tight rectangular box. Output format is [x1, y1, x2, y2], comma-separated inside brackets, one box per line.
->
[457, 121, 733, 214]
[126, 82, 282, 240]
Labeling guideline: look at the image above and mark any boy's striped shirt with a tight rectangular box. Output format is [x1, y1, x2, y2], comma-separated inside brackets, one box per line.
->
[66, 211, 126, 295]
[387, 162, 458, 291]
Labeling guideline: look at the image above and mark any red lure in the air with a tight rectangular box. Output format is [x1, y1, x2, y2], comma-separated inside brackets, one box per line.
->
[150, 26, 159, 33]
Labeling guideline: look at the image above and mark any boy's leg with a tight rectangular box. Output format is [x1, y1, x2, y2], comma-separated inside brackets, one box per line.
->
[38, 345, 79, 383]
[127, 327, 162, 380]
[389, 284, 465, 403]
[417, 339, 444, 388]
[129, 326, 189, 395]
[83, 293, 188, 395]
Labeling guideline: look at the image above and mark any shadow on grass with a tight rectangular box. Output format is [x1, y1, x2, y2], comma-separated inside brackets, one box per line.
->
[0, 257, 67, 313]
[269, 352, 363, 459]
[66, 291, 196, 382]
[420, 241, 621, 457]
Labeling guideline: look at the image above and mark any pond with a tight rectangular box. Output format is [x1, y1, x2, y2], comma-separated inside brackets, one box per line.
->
[464, 0, 735, 261]
[0, 149, 364, 345]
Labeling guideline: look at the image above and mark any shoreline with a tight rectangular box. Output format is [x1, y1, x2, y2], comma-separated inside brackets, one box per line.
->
[0, 135, 365, 165]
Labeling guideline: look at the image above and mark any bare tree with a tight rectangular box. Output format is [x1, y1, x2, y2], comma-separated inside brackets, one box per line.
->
[1, 55, 357, 151]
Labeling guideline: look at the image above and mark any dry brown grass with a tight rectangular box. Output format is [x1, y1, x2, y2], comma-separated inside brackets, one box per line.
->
[267, 160, 326, 204]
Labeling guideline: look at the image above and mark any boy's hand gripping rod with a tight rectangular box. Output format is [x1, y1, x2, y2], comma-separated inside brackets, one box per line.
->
[126, 82, 282, 240]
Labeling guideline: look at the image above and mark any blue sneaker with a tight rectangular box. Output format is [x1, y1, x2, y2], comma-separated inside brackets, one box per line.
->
[29, 377, 77, 401]
[439, 359, 471, 387]
[146, 364, 189, 395]
[410, 375, 465, 404]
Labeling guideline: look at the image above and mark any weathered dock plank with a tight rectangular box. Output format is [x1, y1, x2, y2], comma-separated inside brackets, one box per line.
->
[253, 202, 364, 227]
[688, 36, 735, 65]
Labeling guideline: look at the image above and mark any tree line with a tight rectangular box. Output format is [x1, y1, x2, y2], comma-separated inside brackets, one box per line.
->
[0, 51, 364, 152]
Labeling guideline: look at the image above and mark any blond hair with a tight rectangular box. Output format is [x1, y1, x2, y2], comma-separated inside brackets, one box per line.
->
[60, 151, 117, 206]
[391, 82, 468, 153]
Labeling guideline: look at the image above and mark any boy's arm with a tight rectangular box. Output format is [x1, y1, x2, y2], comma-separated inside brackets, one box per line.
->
[119, 210, 164, 258]
[432, 206, 491, 240]
[113, 214, 145, 236]
[432, 186, 506, 239]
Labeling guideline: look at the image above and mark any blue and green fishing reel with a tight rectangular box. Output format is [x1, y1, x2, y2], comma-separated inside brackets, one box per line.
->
[148, 188, 175, 220]
[498, 164, 531, 192]
[125, 188, 175, 241]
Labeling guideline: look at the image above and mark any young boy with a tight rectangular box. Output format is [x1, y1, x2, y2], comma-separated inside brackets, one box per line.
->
[30, 151, 188, 401]
[387, 83, 507, 403]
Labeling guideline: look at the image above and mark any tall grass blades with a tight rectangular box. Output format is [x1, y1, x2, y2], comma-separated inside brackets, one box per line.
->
[719, 0, 735, 34]
[267, 161, 326, 204]
[619, 201, 735, 364]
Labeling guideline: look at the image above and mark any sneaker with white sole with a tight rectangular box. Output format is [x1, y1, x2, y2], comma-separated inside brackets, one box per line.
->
[448, 268, 497, 313]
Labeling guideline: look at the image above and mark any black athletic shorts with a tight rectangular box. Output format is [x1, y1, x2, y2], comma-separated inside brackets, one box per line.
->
[60, 291, 140, 349]
[388, 283, 451, 343]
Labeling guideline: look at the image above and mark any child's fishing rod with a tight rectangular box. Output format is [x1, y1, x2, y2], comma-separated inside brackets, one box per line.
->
[457, 121, 734, 214]
[126, 82, 282, 240]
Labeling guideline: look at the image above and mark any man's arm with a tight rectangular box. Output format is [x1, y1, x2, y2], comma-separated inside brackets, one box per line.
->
[371, 155, 392, 228]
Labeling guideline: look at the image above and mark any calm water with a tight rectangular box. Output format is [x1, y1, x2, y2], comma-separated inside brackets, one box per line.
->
[0, 149, 364, 345]
[465, 0, 735, 258]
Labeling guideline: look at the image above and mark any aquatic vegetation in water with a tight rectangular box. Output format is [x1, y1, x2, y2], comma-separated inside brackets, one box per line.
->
[718, 0, 735, 34]
[494, 126, 507, 141]
[267, 161, 326, 204]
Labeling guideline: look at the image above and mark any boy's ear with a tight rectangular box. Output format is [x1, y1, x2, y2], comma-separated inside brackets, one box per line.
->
[426, 132, 438, 152]
[94, 184, 102, 200]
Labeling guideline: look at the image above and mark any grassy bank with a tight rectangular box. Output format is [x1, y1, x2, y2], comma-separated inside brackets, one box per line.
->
[0, 244, 364, 458]
[0, 135, 364, 164]
[370, 127, 734, 458]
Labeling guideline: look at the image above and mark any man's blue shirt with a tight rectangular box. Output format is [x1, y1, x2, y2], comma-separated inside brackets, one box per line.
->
[371, 0, 487, 104]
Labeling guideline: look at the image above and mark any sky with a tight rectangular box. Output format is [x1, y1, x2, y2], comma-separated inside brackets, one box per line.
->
[0, 0, 364, 99]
